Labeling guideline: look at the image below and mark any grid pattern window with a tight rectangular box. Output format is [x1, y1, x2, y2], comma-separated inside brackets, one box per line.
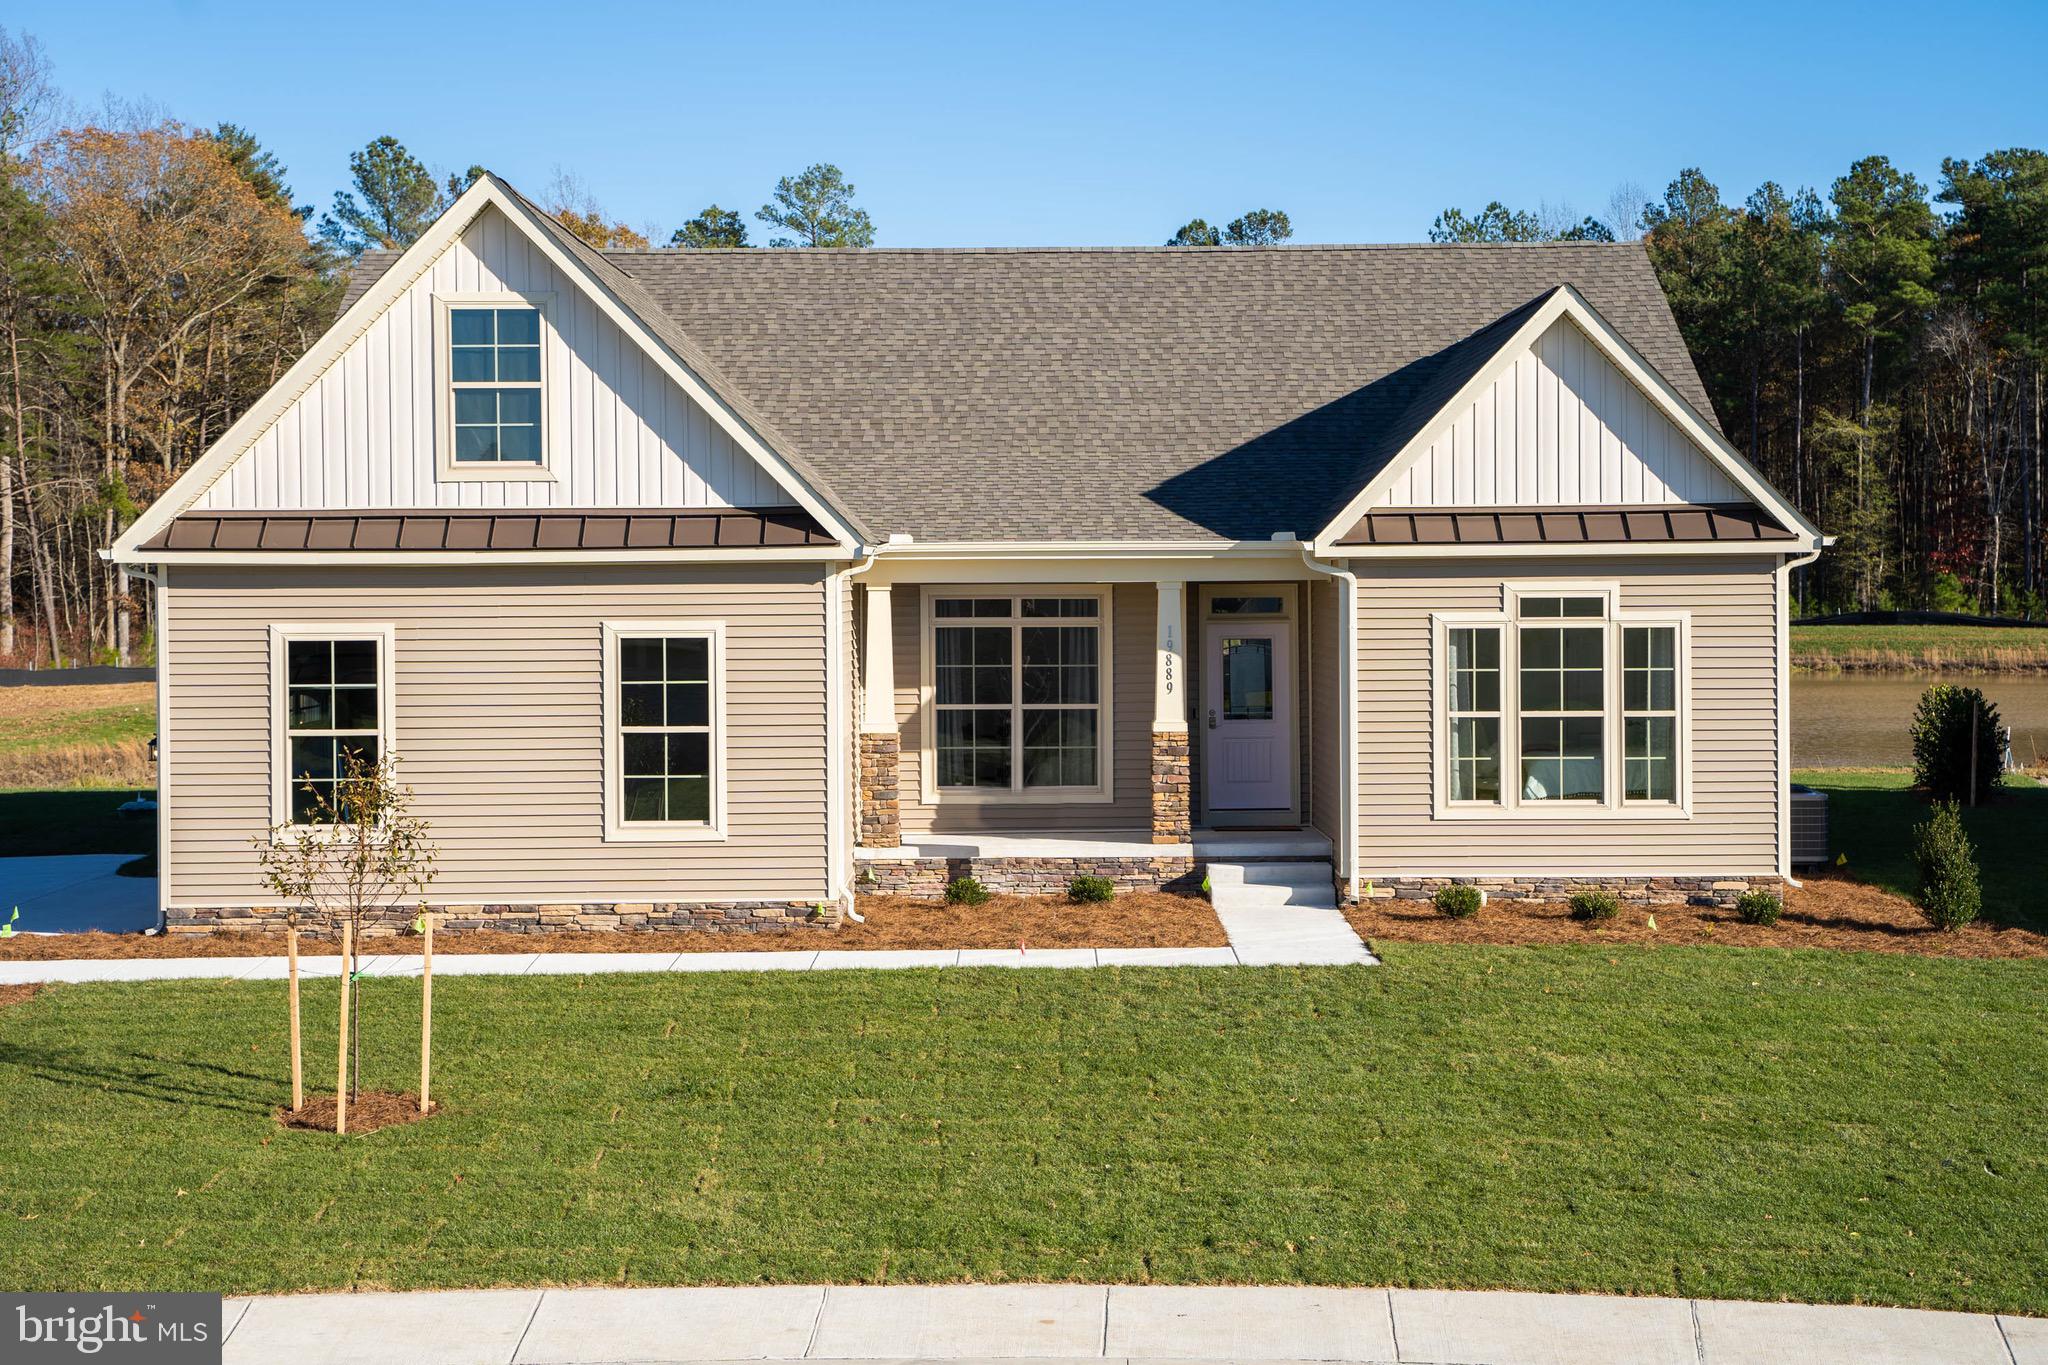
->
[1517, 596, 1606, 802]
[1624, 625, 1680, 803]
[933, 596, 1105, 793]
[449, 305, 543, 464]
[617, 636, 714, 824]
[1446, 626, 1501, 803]
[284, 638, 381, 824]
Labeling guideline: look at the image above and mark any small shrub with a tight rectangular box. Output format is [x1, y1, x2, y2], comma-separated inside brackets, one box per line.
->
[944, 876, 989, 906]
[1735, 889, 1782, 926]
[1910, 684, 2004, 804]
[1569, 889, 1619, 922]
[1434, 884, 1483, 918]
[1913, 800, 1982, 931]
[1068, 875, 1115, 904]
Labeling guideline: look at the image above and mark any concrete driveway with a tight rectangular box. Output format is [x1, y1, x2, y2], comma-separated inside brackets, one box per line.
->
[0, 854, 157, 934]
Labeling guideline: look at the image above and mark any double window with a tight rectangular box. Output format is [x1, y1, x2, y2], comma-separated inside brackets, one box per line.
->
[444, 299, 545, 469]
[604, 623, 725, 839]
[931, 595, 1108, 795]
[1439, 589, 1684, 814]
[272, 626, 393, 828]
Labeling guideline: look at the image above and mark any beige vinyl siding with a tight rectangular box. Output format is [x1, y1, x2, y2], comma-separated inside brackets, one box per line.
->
[1307, 576, 1343, 845]
[894, 583, 1152, 834]
[195, 204, 789, 513]
[164, 563, 831, 905]
[1375, 316, 1744, 508]
[1354, 555, 1780, 876]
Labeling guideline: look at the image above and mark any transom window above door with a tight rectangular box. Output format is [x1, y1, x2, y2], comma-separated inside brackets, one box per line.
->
[929, 594, 1109, 797]
[444, 302, 545, 467]
[1437, 587, 1687, 817]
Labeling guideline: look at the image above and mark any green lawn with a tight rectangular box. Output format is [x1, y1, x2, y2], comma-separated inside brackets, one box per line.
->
[2, 952, 2043, 1312]
[1792, 623, 2048, 666]
[0, 788, 155, 858]
[1793, 767, 2045, 930]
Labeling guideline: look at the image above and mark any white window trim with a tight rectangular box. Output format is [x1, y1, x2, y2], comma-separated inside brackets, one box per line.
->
[918, 586, 1116, 805]
[434, 291, 558, 483]
[1429, 582, 1693, 820]
[268, 622, 398, 839]
[601, 620, 729, 842]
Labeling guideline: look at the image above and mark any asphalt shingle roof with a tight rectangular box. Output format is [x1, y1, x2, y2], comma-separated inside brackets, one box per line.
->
[338, 234, 1716, 545]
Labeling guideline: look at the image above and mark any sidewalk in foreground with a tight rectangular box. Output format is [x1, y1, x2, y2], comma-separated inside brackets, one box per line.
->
[220, 1283, 2043, 1365]
[0, 907, 1376, 984]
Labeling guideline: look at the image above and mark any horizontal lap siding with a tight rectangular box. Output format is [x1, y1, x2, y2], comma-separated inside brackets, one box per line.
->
[166, 564, 830, 904]
[1355, 556, 1779, 877]
[895, 583, 1152, 833]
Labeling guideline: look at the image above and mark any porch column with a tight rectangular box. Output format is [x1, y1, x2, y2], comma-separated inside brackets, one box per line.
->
[858, 584, 901, 848]
[1151, 582, 1191, 844]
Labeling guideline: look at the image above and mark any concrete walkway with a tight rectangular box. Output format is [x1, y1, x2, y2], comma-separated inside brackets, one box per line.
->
[217, 1283, 2043, 1364]
[0, 913, 1377, 986]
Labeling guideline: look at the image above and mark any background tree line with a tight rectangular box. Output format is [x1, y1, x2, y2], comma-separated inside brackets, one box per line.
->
[2, 19, 2042, 668]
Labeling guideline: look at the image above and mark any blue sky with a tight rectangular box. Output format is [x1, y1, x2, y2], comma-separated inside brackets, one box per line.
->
[13, 0, 2045, 246]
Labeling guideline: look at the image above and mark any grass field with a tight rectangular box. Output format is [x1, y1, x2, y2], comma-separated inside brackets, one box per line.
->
[0, 684, 156, 789]
[1792, 768, 2044, 930]
[1, 951, 2042, 1310]
[1791, 623, 2048, 671]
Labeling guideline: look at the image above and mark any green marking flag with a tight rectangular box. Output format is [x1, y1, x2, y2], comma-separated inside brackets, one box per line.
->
[0, 906, 17, 938]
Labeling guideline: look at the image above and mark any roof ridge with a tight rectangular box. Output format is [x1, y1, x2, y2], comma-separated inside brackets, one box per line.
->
[599, 240, 1650, 257]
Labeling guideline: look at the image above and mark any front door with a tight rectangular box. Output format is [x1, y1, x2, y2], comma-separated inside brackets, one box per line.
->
[1202, 622, 1293, 813]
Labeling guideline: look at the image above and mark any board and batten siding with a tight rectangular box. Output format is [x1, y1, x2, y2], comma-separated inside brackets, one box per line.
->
[1354, 556, 1780, 877]
[892, 583, 1154, 834]
[194, 204, 789, 513]
[163, 564, 831, 906]
[1375, 317, 1745, 508]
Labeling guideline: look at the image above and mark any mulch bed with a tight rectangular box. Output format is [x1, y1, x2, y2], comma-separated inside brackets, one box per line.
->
[278, 1091, 437, 1134]
[0, 891, 1225, 960]
[1348, 872, 2048, 960]
[0, 983, 41, 1008]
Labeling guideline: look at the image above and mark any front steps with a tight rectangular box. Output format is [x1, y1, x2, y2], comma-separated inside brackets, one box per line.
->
[1202, 855, 1376, 966]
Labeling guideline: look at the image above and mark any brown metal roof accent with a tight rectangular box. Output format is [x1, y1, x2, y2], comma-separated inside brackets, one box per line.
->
[140, 508, 839, 553]
[1335, 503, 1797, 548]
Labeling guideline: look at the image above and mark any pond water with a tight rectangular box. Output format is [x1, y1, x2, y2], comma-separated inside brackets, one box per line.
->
[1792, 673, 2048, 769]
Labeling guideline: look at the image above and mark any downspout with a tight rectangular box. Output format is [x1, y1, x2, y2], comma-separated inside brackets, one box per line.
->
[834, 545, 885, 921]
[1778, 544, 1824, 888]
[1298, 545, 1359, 895]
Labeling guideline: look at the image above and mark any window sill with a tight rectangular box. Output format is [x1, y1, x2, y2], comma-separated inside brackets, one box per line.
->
[603, 824, 729, 844]
[439, 460, 558, 483]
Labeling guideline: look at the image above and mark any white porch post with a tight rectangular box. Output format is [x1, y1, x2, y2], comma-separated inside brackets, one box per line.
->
[861, 585, 896, 733]
[1151, 582, 1191, 843]
[857, 584, 901, 848]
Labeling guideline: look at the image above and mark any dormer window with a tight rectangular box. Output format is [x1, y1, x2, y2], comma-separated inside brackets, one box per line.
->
[438, 296, 550, 477]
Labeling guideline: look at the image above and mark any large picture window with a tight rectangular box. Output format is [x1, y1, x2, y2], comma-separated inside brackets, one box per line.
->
[604, 622, 725, 840]
[1437, 589, 1685, 815]
[931, 595, 1108, 795]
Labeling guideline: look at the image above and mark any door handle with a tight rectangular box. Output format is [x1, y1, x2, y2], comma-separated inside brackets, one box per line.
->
[1207, 708, 1217, 730]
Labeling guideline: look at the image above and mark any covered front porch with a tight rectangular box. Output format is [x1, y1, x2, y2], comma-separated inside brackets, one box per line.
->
[850, 548, 1354, 895]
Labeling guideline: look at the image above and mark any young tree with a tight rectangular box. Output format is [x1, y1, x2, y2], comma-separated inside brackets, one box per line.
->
[318, 136, 448, 255]
[255, 750, 438, 1133]
[756, 163, 874, 248]
[671, 204, 749, 248]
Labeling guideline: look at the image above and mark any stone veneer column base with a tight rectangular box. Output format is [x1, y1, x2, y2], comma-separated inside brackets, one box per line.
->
[860, 855, 1200, 899]
[1347, 875, 1785, 909]
[166, 898, 848, 937]
[857, 732, 902, 849]
[1150, 729, 1191, 844]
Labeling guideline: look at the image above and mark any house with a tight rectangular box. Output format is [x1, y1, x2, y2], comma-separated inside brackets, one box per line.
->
[109, 175, 1826, 934]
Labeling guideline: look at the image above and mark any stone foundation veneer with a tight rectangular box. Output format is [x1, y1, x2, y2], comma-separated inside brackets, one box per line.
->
[166, 898, 846, 937]
[1150, 730, 1191, 844]
[1343, 875, 1784, 908]
[860, 854, 1199, 899]
[858, 732, 902, 848]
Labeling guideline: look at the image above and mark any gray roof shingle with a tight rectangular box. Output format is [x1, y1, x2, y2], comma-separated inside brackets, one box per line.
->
[335, 233, 1717, 545]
